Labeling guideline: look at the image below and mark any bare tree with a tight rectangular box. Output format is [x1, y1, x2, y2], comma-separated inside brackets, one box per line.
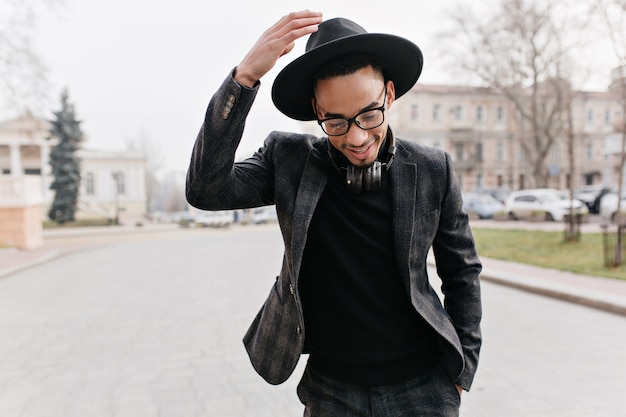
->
[443, 0, 591, 189]
[0, 0, 65, 112]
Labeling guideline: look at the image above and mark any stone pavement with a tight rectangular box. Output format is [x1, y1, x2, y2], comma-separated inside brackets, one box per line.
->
[1, 222, 626, 417]
[2, 222, 626, 317]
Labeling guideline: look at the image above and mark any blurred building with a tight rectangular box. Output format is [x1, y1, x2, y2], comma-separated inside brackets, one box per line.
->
[0, 112, 147, 241]
[391, 81, 623, 192]
[301, 70, 625, 193]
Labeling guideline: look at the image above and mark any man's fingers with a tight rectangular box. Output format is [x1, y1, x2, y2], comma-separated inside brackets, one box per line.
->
[270, 11, 322, 44]
[235, 11, 322, 86]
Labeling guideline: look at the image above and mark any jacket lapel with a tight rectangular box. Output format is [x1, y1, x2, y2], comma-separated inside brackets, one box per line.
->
[290, 149, 328, 282]
[390, 146, 417, 289]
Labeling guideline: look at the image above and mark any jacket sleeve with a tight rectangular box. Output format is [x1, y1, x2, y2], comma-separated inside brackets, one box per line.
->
[186, 70, 276, 210]
[433, 152, 482, 391]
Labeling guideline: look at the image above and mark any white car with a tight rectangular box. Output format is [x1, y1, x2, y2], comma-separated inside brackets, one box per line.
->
[250, 206, 278, 224]
[462, 192, 505, 219]
[504, 188, 588, 221]
[194, 210, 235, 227]
[599, 192, 626, 224]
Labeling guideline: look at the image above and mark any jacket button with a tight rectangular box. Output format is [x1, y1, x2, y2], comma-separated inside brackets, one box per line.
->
[289, 284, 294, 295]
[296, 325, 302, 334]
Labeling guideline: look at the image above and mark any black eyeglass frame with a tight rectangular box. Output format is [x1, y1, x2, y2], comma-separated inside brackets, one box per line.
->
[315, 86, 388, 137]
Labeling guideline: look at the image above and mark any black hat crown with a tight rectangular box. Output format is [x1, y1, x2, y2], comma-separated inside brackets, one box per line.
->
[305, 18, 367, 52]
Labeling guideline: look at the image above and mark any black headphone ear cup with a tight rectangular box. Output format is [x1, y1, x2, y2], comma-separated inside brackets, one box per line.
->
[346, 165, 363, 194]
[328, 135, 394, 194]
[363, 161, 382, 192]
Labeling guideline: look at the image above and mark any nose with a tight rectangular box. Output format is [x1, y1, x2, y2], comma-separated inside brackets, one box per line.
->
[344, 122, 369, 148]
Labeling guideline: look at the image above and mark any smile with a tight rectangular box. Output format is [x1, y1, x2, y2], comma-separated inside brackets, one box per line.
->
[346, 140, 375, 153]
[351, 145, 371, 154]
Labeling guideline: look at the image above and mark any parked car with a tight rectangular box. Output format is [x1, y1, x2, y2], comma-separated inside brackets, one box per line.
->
[160, 211, 195, 224]
[472, 187, 511, 204]
[574, 185, 613, 214]
[462, 192, 505, 219]
[599, 192, 626, 224]
[504, 188, 588, 221]
[250, 206, 278, 224]
[194, 210, 235, 227]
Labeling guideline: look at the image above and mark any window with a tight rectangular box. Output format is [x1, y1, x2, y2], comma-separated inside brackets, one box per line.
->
[113, 172, 125, 195]
[605, 109, 611, 125]
[411, 104, 419, 121]
[515, 195, 537, 203]
[496, 106, 505, 123]
[86, 172, 95, 195]
[433, 104, 441, 122]
[454, 105, 464, 120]
[455, 143, 464, 160]
[586, 143, 593, 162]
[519, 146, 527, 163]
[476, 143, 483, 162]
[587, 109, 594, 125]
[496, 141, 505, 162]
[476, 106, 484, 122]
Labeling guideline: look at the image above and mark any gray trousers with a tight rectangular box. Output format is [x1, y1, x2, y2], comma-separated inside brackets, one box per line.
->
[297, 363, 461, 417]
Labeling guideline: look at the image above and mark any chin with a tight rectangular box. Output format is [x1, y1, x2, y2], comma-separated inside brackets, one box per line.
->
[351, 158, 377, 168]
[344, 144, 382, 167]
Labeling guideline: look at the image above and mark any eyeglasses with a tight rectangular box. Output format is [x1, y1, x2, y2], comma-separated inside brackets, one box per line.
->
[316, 86, 387, 136]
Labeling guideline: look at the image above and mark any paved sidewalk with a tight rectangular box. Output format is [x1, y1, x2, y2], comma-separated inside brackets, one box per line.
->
[2, 224, 626, 317]
[1, 224, 626, 417]
[477, 257, 626, 316]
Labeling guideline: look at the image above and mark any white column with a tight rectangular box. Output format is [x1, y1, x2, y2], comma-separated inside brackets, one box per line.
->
[9, 143, 23, 177]
[40, 144, 51, 202]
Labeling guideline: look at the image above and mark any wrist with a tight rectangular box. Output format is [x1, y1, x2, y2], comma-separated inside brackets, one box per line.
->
[233, 66, 258, 88]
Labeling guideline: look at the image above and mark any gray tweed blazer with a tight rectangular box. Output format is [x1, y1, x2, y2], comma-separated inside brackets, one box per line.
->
[186, 72, 482, 391]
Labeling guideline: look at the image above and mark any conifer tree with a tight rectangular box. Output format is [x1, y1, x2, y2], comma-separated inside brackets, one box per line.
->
[48, 89, 83, 223]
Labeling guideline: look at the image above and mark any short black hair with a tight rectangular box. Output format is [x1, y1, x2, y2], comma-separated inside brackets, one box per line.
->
[312, 53, 386, 84]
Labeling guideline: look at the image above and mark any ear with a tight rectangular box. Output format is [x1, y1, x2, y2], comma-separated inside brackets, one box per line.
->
[386, 80, 396, 108]
[311, 98, 318, 119]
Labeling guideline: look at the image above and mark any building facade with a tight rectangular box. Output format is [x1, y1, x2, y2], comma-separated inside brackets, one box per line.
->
[388, 79, 624, 193]
[0, 112, 147, 225]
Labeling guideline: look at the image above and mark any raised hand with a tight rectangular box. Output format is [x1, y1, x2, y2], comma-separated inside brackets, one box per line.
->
[234, 10, 323, 87]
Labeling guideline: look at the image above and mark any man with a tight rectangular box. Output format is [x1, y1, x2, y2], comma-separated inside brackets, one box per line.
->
[186, 11, 482, 416]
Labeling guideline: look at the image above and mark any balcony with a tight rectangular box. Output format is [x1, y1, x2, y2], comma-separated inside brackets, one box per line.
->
[448, 127, 477, 142]
[0, 176, 43, 208]
[454, 155, 483, 171]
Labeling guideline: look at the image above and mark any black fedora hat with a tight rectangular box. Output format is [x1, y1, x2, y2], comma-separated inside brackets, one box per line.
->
[271, 17, 423, 121]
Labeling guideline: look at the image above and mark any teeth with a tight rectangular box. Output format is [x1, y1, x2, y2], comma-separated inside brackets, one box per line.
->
[352, 145, 370, 154]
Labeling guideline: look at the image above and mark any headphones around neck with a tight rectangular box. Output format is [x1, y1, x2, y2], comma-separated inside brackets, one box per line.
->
[327, 130, 396, 194]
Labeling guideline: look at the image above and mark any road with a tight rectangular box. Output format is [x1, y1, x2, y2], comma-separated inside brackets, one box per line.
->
[0, 224, 625, 417]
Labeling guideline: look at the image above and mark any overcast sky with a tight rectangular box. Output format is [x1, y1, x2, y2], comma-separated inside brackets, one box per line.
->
[22, 0, 619, 175]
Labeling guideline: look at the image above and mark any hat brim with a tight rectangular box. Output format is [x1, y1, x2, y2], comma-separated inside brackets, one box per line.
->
[271, 33, 423, 121]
